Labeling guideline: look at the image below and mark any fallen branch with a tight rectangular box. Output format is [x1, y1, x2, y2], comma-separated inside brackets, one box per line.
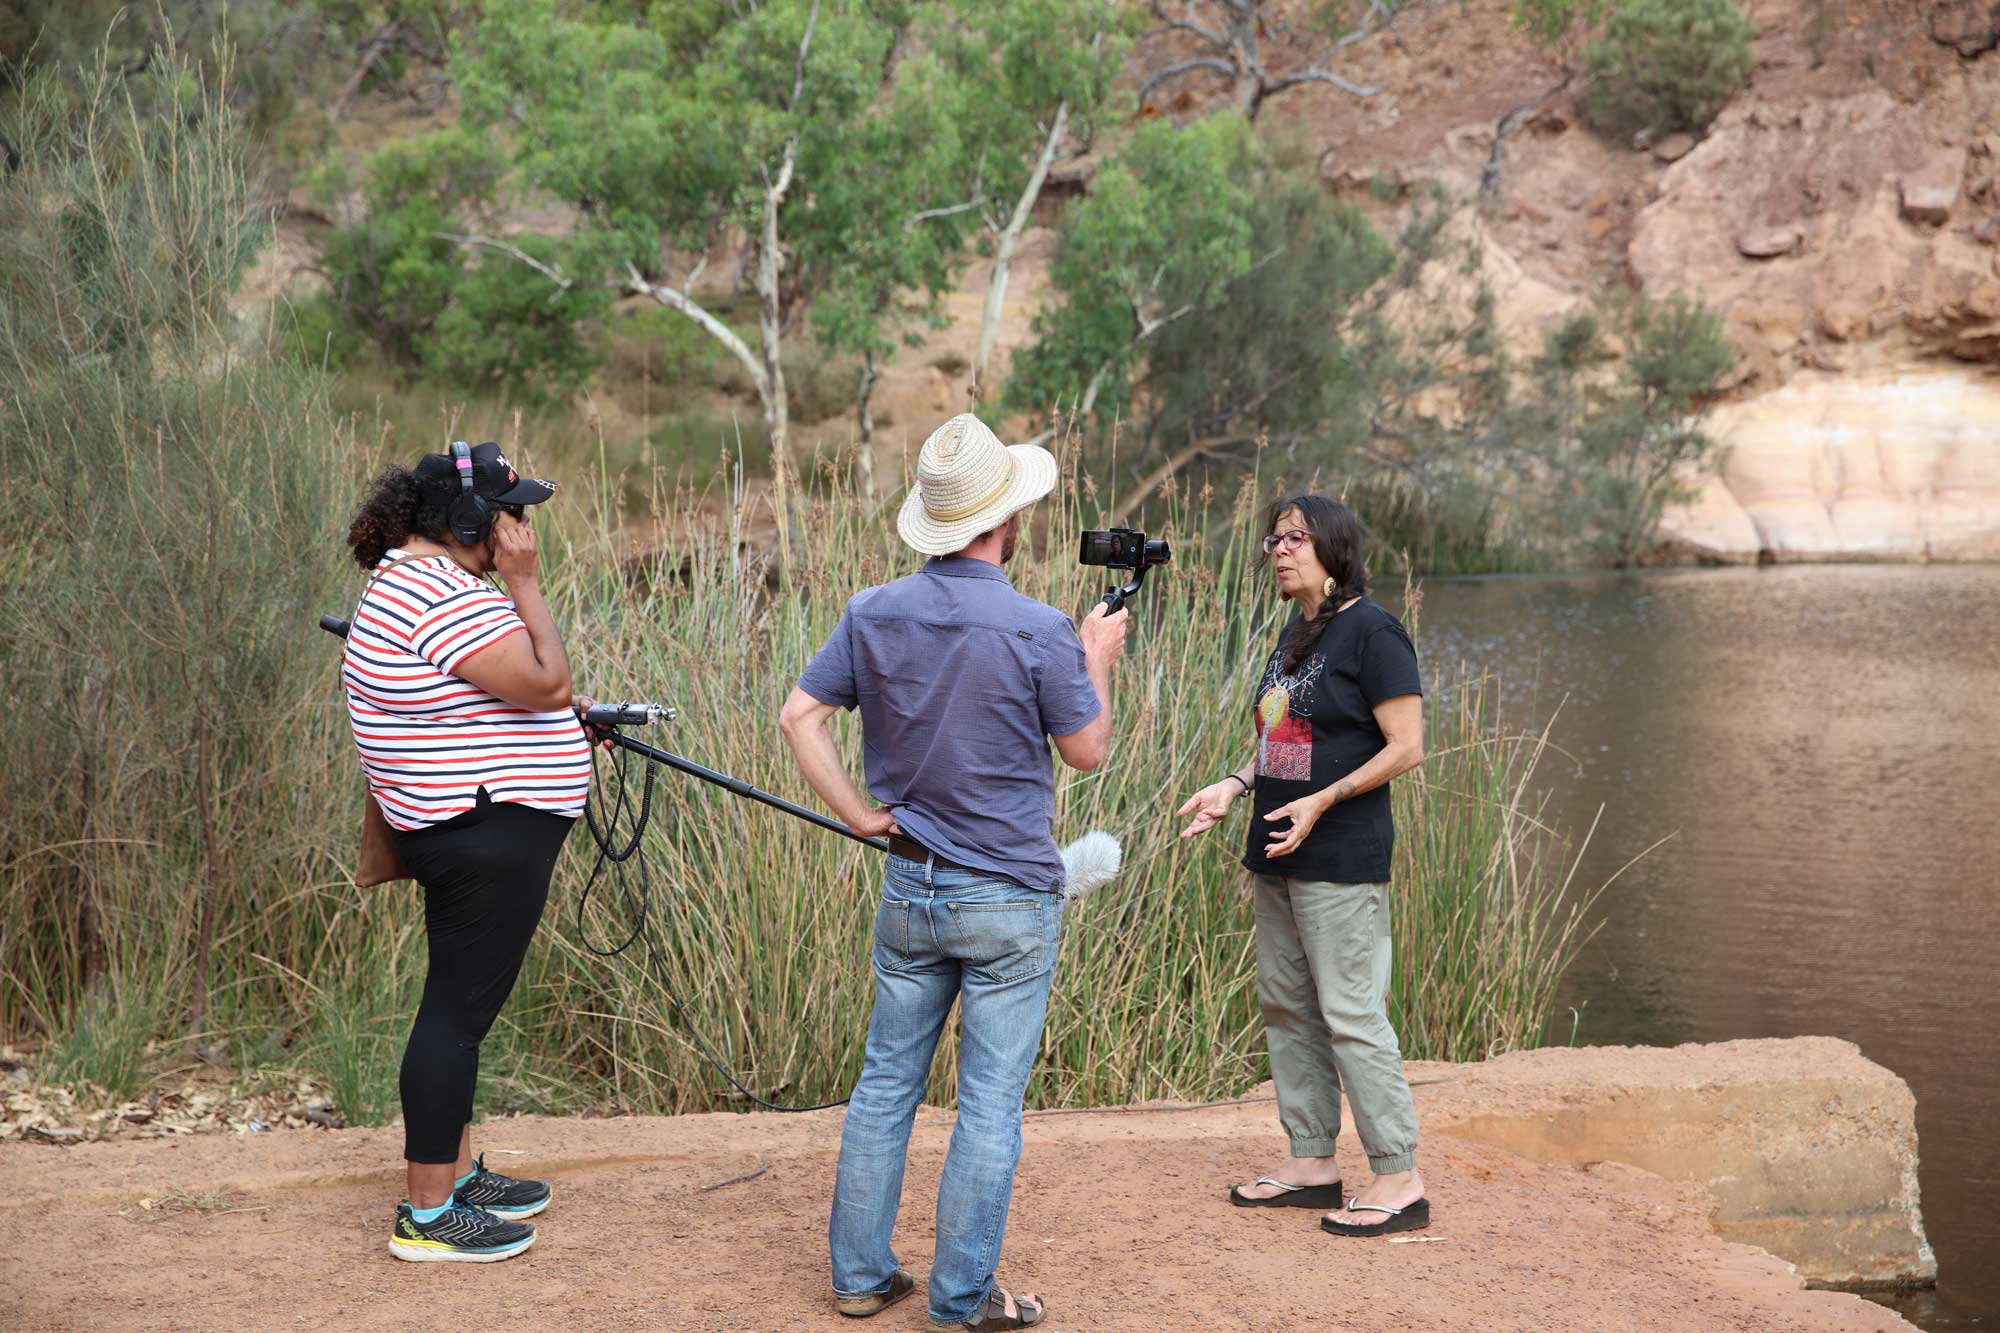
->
[329, 20, 406, 124]
[1481, 75, 1575, 200]
[700, 1164, 768, 1192]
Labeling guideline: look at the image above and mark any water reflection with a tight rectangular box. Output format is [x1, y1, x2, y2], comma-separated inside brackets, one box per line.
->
[1406, 565, 2000, 1330]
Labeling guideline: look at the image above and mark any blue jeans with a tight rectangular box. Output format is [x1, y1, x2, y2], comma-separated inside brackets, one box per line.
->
[829, 856, 1063, 1324]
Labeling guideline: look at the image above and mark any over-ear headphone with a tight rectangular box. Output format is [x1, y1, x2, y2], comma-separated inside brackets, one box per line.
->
[445, 440, 495, 546]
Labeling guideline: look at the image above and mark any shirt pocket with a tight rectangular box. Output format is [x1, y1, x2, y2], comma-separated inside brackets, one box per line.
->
[944, 897, 1057, 984]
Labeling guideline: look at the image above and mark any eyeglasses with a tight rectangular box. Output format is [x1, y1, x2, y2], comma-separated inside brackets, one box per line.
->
[1261, 529, 1311, 556]
[502, 504, 526, 522]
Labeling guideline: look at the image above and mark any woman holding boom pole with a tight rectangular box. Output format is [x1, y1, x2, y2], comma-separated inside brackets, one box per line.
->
[341, 441, 593, 1263]
[1176, 494, 1431, 1237]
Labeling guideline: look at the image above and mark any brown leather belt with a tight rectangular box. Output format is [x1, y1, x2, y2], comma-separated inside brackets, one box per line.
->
[887, 832, 974, 874]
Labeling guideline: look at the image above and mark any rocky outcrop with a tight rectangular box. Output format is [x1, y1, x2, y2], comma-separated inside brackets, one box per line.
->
[1658, 369, 2000, 561]
[1414, 1037, 1936, 1291]
[1931, 0, 2000, 58]
[1627, 91, 2000, 381]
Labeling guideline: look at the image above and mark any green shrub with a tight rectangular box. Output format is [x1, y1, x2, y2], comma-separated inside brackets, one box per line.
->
[0, 38, 349, 1055]
[424, 238, 609, 403]
[646, 409, 770, 479]
[1584, 0, 1755, 136]
[604, 304, 733, 389]
[45, 981, 162, 1103]
[782, 342, 856, 427]
[317, 129, 607, 401]
[317, 129, 501, 365]
[281, 291, 365, 371]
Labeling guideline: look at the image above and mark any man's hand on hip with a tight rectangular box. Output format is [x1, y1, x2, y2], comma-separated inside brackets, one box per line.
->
[1079, 602, 1129, 673]
[849, 807, 899, 839]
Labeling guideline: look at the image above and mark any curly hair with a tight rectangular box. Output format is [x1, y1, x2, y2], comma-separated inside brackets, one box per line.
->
[346, 464, 454, 570]
[1266, 493, 1369, 671]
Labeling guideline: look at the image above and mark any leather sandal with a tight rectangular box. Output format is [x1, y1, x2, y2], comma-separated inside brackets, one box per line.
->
[926, 1286, 1046, 1331]
[1228, 1176, 1344, 1209]
[1320, 1197, 1430, 1237]
[836, 1269, 917, 1318]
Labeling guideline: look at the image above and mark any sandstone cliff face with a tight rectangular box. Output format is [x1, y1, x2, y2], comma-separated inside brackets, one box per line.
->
[1308, 0, 2000, 562]
[1626, 70, 2000, 560]
[1667, 369, 2000, 561]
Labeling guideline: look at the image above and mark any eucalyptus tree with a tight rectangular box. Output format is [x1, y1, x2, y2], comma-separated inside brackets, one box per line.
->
[921, 0, 1132, 394]
[1134, 0, 1437, 119]
[458, 0, 971, 542]
[1005, 114, 1260, 441]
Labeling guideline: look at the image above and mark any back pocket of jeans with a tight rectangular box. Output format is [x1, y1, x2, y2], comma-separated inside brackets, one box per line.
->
[874, 897, 913, 969]
[945, 900, 1047, 983]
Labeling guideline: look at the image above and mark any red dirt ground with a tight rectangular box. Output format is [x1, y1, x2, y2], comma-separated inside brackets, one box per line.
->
[0, 1087, 1910, 1332]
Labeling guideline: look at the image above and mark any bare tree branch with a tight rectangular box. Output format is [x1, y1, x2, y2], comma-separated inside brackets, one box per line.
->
[1138, 56, 1238, 106]
[974, 99, 1072, 387]
[624, 259, 768, 399]
[433, 232, 574, 301]
[329, 20, 405, 123]
[1481, 75, 1575, 199]
[909, 198, 985, 226]
[1147, 0, 1228, 48]
[1111, 433, 1253, 525]
[786, 0, 824, 113]
[1135, 0, 1449, 115]
[1263, 67, 1379, 99]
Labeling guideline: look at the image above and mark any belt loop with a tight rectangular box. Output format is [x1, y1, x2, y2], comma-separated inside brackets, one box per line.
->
[923, 853, 935, 889]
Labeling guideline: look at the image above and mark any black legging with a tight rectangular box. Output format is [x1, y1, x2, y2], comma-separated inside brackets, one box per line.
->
[392, 796, 574, 1164]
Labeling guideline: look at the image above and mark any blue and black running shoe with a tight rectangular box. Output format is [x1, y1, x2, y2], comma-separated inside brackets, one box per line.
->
[388, 1200, 535, 1264]
[452, 1153, 552, 1220]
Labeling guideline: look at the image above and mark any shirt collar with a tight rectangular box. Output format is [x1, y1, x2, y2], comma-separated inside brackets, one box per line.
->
[924, 555, 1011, 584]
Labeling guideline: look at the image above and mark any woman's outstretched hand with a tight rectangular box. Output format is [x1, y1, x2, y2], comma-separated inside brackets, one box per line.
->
[1177, 780, 1242, 840]
[1261, 794, 1328, 859]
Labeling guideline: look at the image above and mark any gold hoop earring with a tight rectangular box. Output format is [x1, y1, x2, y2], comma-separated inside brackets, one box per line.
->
[1322, 577, 1336, 600]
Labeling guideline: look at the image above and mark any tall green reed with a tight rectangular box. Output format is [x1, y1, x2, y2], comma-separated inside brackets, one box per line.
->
[470, 431, 1618, 1115]
[0, 38, 352, 1073]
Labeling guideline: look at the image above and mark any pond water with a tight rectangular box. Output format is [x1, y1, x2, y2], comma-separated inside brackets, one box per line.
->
[1409, 565, 2000, 1330]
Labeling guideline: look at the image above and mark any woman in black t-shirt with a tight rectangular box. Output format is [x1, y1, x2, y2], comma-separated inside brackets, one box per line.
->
[1177, 494, 1431, 1237]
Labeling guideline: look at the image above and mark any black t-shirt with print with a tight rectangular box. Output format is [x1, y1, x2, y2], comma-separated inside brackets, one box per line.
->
[1241, 598, 1423, 884]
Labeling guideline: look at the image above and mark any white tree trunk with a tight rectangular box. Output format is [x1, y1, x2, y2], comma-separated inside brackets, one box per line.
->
[757, 142, 799, 578]
[973, 100, 1069, 394]
[854, 347, 879, 498]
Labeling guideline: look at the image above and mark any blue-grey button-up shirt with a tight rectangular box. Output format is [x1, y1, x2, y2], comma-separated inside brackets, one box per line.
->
[796, 556, 1101, 893]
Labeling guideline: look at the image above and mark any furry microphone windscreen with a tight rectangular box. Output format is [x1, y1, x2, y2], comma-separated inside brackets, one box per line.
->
[1059, 831, 1122, 903]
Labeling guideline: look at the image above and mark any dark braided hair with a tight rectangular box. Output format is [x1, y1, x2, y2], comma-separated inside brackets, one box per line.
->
[1267, 493, 1368, 671]
[346, 464, 454, 570]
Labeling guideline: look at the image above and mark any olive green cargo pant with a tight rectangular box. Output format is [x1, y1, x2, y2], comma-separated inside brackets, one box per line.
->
[1251, 875, 1419, 1174]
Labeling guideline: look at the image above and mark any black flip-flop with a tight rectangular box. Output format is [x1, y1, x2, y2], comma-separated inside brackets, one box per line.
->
[1320, 1198, 1430, 1237]
[1229, 1176, 1345, 1209]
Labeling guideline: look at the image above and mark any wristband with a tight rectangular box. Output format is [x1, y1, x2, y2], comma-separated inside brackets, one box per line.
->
[1226, 773, 1251, 796]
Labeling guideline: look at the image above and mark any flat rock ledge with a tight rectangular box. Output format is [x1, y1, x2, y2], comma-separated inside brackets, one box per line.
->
[1410, 1036, 1935, 1290]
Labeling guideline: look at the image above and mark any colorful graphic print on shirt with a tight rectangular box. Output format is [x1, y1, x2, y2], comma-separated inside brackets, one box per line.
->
[1254, 654, 1324, 782]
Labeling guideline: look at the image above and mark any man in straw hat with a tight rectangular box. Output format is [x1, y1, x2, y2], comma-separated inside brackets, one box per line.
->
[780, 413, 1129, 1330]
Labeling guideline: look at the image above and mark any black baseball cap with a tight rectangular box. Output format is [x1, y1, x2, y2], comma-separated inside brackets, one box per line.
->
[414, 441, 557, 508]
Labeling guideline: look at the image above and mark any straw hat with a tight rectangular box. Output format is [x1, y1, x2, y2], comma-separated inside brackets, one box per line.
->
[896, 413, 1058, 556]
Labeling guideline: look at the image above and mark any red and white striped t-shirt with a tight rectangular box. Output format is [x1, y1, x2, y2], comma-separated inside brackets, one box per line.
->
[342, 550, 590, 830]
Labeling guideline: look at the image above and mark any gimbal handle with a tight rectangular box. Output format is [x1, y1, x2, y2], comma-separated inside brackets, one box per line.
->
[1100, 565, 1150, 616]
